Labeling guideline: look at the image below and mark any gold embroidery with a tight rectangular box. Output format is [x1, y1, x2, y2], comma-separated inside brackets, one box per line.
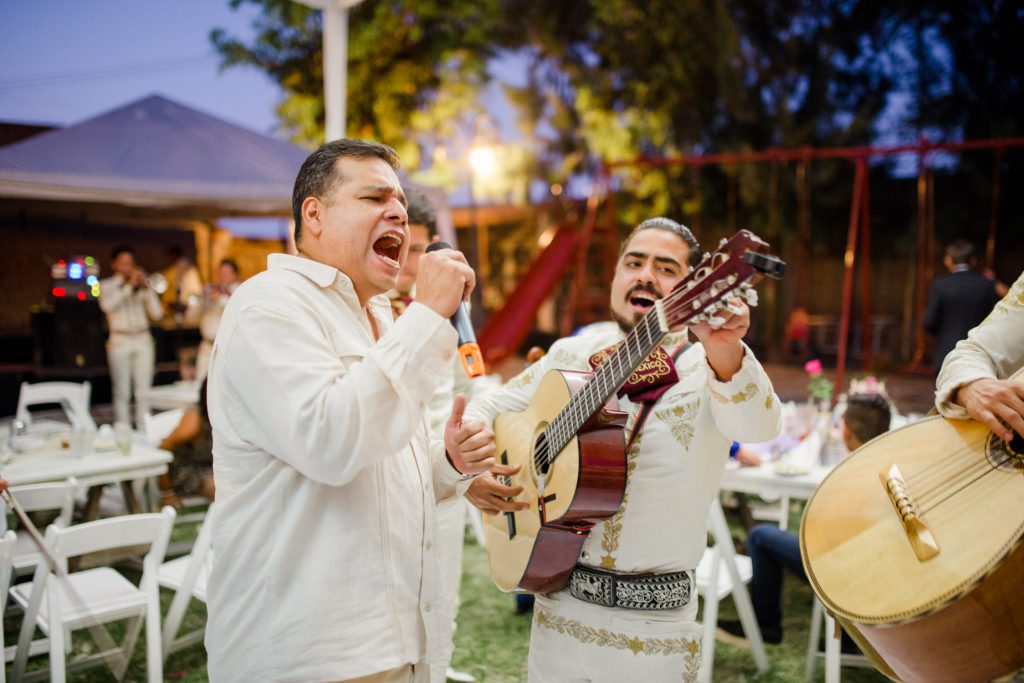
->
[709, 382, 758, 404]
[552, 348, 587, 369]
[654, 399, 701, 449]
[534, 609, 701, 661]
[599, 429, 642, 569]
[985, 273, 1024, 322]
[683, 639, 701, 682]
[507, 364, 540, 390]
[765, 393, 775, 410]
[591, 344, 675, 387]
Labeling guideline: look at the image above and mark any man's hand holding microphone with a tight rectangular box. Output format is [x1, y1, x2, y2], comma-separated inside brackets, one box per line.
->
[413, 242, 495, 476]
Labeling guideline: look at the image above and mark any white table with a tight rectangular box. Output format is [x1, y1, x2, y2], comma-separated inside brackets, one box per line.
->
[137, 381, 200, 411]
[719, 461, 831, 501]
[3, 434, 172, 520]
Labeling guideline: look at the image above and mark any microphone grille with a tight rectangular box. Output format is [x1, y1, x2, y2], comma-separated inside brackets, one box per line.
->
[425, 241, 452, 253]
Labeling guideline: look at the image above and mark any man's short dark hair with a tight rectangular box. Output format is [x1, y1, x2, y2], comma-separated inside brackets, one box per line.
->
[945, 239, 976, 266]
[844, 393, 892, 445]
[403, 187, 437, 237]
[618, 217, 703, 267]
[111, 245, 134, 260]
[219, 258, 239, 274]
[292, 138, 401, 247]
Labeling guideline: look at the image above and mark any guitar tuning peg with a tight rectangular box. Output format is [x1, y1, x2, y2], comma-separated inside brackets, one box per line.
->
[707, 315, 727, 328]
[718, 237, 727, 248]
[744, 289, 759, 306]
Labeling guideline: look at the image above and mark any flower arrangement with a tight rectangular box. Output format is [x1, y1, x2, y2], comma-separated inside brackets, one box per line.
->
[849, 375, 890, 400]
[804, 359, 834, 404]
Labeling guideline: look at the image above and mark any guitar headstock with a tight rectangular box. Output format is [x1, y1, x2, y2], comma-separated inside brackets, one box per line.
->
[662, 229, 785, 329]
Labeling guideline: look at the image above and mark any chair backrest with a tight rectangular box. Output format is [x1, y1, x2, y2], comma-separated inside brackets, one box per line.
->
[16, 381, 95, 430]
[9, 478, 78, 528]
[48, 508, 176, 568]
[142, 408, 185, 447]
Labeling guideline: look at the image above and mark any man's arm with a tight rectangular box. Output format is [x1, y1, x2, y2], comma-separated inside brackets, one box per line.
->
[936, 271, 1024, 438]
[222, 299, 459, 486]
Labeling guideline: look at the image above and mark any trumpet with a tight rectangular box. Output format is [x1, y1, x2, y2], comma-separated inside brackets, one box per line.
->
[131, 268, 168, 294]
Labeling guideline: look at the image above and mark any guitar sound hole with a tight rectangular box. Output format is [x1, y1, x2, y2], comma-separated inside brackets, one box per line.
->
[987, 431, 1024, 471]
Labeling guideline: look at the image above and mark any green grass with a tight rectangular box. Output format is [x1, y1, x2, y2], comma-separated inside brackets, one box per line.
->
[5, 514, 890, 682]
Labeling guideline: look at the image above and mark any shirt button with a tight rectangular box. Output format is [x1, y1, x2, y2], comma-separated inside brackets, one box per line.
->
[426, 541, 433, 551]
[424, 603, 432, 612]
[443, 350, 453, 362]
[581, 551, 590, 560]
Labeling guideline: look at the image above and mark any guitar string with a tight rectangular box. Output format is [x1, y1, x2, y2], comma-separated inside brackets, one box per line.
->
[908, 438, 1013, 505]
[919, 454, 1015, 515]
[913, 458, 994, 506]
[904, 447, 987, 492]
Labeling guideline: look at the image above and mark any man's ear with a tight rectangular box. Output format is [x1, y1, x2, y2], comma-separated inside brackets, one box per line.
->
[301, 196, 324, 238]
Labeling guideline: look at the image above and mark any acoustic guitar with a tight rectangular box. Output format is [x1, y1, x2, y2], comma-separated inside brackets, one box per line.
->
[800, 369, 1024, 682]
[485, 230, 785, 593]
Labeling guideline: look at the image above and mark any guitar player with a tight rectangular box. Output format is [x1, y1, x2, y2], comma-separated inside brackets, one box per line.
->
[464, 217, 782, 682]
[935, 268, 1024, 441]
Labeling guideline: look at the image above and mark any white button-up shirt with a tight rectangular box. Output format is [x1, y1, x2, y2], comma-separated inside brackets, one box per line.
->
[98, 274, 163, 334]
[205, 253, 468, 683]
[466, 327, 781, 576]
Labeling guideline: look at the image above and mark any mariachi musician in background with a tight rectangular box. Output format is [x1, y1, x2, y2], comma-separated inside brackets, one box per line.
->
[464, 217, 782, 682]
[98, 245, 164, 428]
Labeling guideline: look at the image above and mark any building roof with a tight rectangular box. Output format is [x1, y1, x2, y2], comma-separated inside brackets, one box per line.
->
[0, 94, 309, 218]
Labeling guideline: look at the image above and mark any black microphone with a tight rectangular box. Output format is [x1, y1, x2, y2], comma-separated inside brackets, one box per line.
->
[424, 241, 485, 378]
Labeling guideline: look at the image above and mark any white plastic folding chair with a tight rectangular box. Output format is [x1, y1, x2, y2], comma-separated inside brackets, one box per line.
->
[805, 597, 874, 682]
[9, 478, 78, 577]
[0, 529, 17, 683]
[696, 498, 770, 683]
[158, 504, 215, 659]
[9, 507, 176, 683]
[16, 381, 96, 431]
[142, 408, 185, 446]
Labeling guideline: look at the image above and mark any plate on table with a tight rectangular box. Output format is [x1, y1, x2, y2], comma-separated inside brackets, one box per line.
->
[773, 462, 810, 477]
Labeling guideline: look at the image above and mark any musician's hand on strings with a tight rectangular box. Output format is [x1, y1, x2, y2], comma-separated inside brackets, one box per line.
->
[689, 296, 750, 381]
[465, 464, 529, 515]
[955, 378, 1024, 441]
[445, 393, 495, 475]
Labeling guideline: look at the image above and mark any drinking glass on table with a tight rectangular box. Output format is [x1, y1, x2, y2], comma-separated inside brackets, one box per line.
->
[113, 422, 133, 456]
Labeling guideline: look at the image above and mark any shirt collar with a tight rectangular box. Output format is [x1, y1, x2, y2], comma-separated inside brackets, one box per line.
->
[267, 253, 350, 289]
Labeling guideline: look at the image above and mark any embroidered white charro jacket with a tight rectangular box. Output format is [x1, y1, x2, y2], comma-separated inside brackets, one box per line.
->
[936, 270, 1024, 417]
[465, 325, 782, 578]
[205, 253, 472, 683]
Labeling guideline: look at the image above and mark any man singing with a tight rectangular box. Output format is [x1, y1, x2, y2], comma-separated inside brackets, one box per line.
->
[205, 139, 494, 683]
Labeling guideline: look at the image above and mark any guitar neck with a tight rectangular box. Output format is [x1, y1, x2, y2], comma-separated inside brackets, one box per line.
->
[545, 310, 669, 457]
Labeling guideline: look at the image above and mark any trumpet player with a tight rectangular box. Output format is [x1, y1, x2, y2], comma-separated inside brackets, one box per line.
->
[194, 258, 240, 382]
[99, 245, 163, 427]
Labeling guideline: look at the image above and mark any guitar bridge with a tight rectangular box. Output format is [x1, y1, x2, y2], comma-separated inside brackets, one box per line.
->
[879, 464, 940, 562]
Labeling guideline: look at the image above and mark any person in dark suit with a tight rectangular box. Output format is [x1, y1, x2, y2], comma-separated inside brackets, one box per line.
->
[923, 239, 1001, 372]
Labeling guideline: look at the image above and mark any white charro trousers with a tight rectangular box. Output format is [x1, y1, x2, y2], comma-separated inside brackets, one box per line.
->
[428, 497, 469, 682]
[106, 332, 155, 428]
[527, 593, 703, 683]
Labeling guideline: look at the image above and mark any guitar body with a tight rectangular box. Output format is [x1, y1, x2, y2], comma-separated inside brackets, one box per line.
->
[801, 385, 1024, 682]
[485, 369, 628, 593]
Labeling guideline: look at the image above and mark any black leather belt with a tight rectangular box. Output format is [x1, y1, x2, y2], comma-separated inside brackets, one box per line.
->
[567, 565, 694, 610]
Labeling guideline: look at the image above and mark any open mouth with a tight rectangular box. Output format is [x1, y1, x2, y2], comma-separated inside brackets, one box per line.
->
[627, 289, 659, 314]
[372, 233, 404, 266]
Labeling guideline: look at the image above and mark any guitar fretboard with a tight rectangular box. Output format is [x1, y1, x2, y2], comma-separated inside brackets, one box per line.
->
[538, 311, 668, 468]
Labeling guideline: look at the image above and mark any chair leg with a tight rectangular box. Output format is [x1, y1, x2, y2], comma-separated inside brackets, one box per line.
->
[116, 614, 144, 680]
[805, 598, 824, 681]
[13, 570, 49, 682]
[823, 611, 841, 683]
[146, 590, 164, 683]
[697, 547, 721, 683]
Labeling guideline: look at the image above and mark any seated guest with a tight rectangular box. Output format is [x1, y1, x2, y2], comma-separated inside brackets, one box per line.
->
[158, 379, 214, 507]
[718, 391, 892, 645]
